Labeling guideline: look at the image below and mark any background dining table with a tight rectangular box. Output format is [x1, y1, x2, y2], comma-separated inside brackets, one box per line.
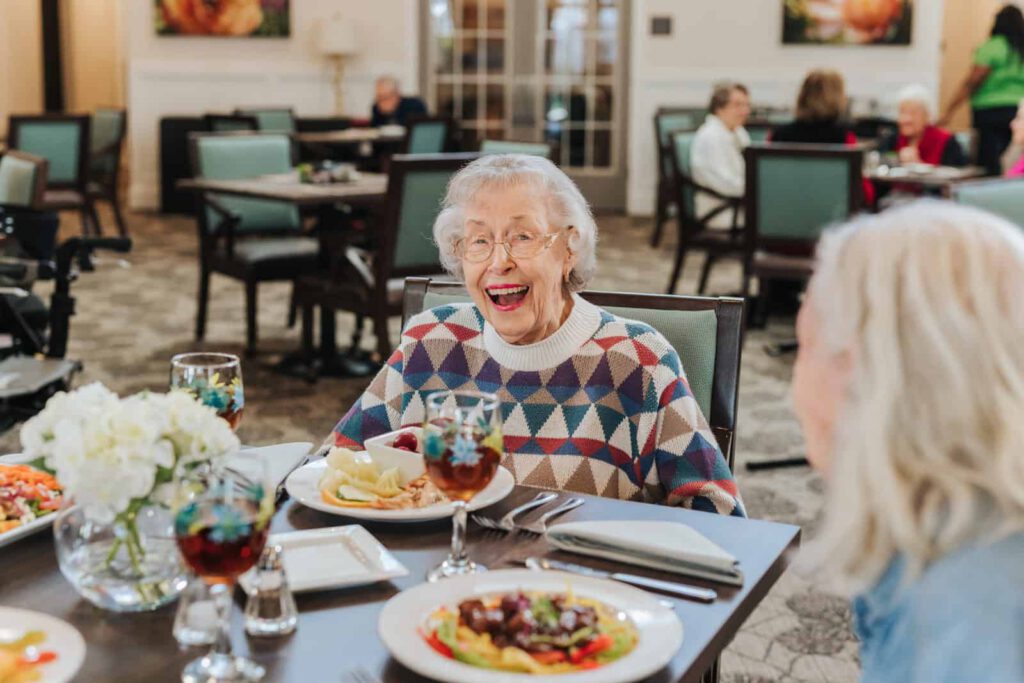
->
[865, 164, 987, 195]
[0, 485, 800, 683]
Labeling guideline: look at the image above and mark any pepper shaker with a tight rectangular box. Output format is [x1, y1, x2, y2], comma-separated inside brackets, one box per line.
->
[244, 544, 298, 637]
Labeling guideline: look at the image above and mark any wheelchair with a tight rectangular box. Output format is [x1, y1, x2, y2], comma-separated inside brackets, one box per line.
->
[0, 204, 131, 431]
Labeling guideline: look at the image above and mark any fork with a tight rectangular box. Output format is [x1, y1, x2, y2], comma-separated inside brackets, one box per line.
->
[472, 491, 558, 533]
[514, 497, 585, 537]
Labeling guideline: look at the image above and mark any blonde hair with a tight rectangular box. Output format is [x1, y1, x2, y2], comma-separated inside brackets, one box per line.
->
[804, 199, 1024, 593]
[795, 69, 846, 122]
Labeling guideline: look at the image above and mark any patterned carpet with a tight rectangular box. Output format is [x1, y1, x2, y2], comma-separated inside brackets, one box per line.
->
[0, 207, 859, 683]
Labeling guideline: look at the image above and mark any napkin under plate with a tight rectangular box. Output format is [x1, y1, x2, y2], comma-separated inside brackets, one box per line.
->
[546, 520, 744, 586]
[230, 442, 313, 491]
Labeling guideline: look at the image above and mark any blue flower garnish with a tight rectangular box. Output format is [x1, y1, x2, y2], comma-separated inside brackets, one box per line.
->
[450, 434, 481, 467]
[208, 504, 252, 543]
[424, 431, 447, 461]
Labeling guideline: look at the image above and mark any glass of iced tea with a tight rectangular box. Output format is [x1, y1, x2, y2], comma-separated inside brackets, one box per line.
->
[173, 462, 271, 682]
[423, 390, 502, 582]
[171, 353, 245, 431]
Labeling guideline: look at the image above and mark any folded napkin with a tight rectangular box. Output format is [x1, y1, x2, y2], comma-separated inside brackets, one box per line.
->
[546, 520, 744, 586]
[230, 442, 313, 491]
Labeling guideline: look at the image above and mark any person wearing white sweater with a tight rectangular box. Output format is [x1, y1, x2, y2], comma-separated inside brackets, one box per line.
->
[691, 82, 751, 228]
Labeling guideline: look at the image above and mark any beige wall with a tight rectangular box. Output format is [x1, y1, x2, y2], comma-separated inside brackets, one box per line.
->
[0, 0, 44, 135]
[63, 0, 125, 112]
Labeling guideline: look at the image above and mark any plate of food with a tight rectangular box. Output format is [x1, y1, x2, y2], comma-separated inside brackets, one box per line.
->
[0, 607, 86, 683]
[0, 454, 63, 549]
[378, 568, 683, 683]
[285, 428, 514, 522]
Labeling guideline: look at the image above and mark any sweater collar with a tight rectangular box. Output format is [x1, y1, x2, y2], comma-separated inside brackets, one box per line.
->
[481, 293, 602, 371]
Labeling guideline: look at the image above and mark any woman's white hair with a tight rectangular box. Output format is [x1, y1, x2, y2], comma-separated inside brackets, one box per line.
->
[803, 199, 1024, 593]
[432, 154, 598, 292]
[897, 83, 933, 118]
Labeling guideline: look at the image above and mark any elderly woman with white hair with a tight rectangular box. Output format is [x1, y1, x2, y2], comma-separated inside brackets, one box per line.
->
[889, 84, 967, 167]
[793, 200, 1024, 682]
[327, 154, 743, 515]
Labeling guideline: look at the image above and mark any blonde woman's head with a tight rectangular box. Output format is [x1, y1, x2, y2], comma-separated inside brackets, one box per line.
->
[794, 199, 1024, 592]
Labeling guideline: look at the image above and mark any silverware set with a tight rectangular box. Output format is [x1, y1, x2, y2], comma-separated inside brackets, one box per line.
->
[471, 492, 585, 536]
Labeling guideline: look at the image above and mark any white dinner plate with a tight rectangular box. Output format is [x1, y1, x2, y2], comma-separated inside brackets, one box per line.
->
[0, 453, 61, 549]
[0, 606, 86, 683]
[285, 459, 515, 523]
[238, 525, 408, 594]
[378, 568, 684, 683]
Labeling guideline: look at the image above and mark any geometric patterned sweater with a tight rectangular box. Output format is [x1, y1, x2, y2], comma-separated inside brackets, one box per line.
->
[329, 295, 744, 516]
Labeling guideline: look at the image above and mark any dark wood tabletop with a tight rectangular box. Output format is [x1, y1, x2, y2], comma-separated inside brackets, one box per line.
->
[176, 173, 388, 207]
[0, 487, 800, 683]
[293, 129, 406, 146]
[866, 164, 987, 189]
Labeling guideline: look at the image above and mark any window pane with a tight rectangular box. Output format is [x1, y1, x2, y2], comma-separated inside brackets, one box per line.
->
[485, 83, 505, 120]
[568, 86, 587, 123]
[463, 83, 480, 120]
[596, 30, 616, 76]
[593, 129, 612, 167]
[567, 127, 586, 167]
[485, 38, 505, 74]
[547, 0, 588, 32]
[461, 0, 480, 29]
[435, 38, 455, 74]
[430, 0, 455, 34]
[459, 35, 479, 71]
[437, 83, 456, 118]
[594, 84, 613, 121]
[484, 0, 505, 31]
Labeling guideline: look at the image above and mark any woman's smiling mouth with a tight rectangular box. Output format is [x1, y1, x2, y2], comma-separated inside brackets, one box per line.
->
[486, 284, 530, 310]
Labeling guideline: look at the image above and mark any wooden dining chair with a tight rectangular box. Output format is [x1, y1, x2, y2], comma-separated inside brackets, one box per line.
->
[665, 129, 746, 296]
[402, 117, 453, 155]
[8, 114, 97, 235]
[951, 176, 1024, 227]
[188, 132, 318, 355]
[204, 114, 259, 133]
[742, 143, 864, 325]
[293, 153, 479, 365]
[235, 107, 296, 134]
[86, 108, 128, 237]
[0, 151, 49, 210]
[402, 278, 744, 469]
[651, 107, 706, 247]
[479, 140, 554, 159]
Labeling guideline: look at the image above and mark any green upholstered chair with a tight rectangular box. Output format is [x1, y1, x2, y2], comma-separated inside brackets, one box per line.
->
[0, 151, 48, 209]
[204, 114, 259, 133]
[665, 131, 745, 296]
[479, 140, 553, 159]
[8, 115, 99, 235]
[745, 123, 772, 143]
[742, 143, 864, 322]
[402, 278, 744, 468]
[189, 132, 318, 355]
[951, 177, 1024, 226]
[651, 107, 706, 247]
[403, 117, 451, 155]
[293, 153, 479, 363]
[86, 108, 128, 237]
[236, 108, 296, 134]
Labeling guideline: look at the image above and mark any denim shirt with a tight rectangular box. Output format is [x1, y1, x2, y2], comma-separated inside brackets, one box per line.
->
[852, 533, 1024, 683]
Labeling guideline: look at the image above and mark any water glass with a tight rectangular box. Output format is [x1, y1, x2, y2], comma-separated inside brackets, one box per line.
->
[171, 353, 245, 430]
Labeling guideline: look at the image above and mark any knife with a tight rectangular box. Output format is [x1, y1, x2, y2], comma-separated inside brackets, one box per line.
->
[524, 557, 717, 603]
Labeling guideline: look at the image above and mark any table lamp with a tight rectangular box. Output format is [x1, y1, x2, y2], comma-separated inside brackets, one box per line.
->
[318, 15, 358, 116]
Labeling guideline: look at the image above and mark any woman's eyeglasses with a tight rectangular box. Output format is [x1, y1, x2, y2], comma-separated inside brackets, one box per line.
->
[455, 229, 568, 264]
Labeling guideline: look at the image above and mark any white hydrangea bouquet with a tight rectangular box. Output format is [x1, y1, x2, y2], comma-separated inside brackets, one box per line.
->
[20, 383, 239, 559]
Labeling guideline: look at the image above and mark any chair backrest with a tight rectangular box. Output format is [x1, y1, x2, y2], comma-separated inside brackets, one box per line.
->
[952, 177, 1024, 227]
[745, 123, 772, 143]
[402, 278, 745, 466]
[90, 108, 127, 179]
[654, 107, 705, 181]
[8, 114, 90, 190]
[479, 140, 553, 159]
[404, 117, 451, 154]
[376, 153, 479, 286]
[189, 133, 300, 233]
[236, 108, 296, 134]
[0, 151, 48, 209]
[744, 143, 863, 253]
[204, 114, 259, 133]
[669, 130, 698, 221]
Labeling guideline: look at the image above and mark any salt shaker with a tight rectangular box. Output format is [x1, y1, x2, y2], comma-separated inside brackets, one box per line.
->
[244, 544, 298, 637]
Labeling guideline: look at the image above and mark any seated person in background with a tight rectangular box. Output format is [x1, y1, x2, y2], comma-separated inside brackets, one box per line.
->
[690, 81, 751, 228]
[370, 76, 427, 127]
[793, 199, 1024, 683]
[327, 154, 744, 515]
[1003, 98, 1024, 175]
[772, 69, 855, 144]
[885, 84, 966, 166]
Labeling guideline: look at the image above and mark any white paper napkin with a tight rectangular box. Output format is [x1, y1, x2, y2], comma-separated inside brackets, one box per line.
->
[546, 520, 743, 586]
[230, 442, 313, 491]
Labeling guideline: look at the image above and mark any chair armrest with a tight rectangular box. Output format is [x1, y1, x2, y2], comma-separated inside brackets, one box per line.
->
[200, 193, 242, 255]
[342, 246, 375, 290]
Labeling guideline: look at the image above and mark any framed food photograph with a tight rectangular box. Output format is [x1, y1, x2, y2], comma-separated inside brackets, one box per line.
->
[782, 0, 913, 45]
[155, 0, 291, 37]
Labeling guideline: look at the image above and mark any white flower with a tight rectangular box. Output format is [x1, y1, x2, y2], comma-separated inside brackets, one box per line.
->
[19, 383, 240, 520]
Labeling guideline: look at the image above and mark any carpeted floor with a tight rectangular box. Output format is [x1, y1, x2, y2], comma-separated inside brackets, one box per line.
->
[1, 207, 860, 683]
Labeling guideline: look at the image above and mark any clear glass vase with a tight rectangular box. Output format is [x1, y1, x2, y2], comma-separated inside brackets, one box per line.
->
[53, 499, 188, 612]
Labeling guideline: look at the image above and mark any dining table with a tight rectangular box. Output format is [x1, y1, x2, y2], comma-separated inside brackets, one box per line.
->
[0, 485, 800, 683]
[865, 163, 988, 195]
[292, 128, 406, 147]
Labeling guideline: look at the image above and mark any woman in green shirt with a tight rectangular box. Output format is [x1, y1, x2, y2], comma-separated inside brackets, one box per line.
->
[940, 5, 1024, 175]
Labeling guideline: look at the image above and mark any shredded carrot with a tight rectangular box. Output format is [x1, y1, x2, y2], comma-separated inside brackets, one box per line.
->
[0, 464, 59, 490]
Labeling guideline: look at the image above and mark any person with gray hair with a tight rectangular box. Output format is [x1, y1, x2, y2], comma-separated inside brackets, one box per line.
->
[326, 154, 743, 515]
[690, 82, 751, 228]
[370, 75, 427, 127]
[885, 84, 966, 167]
[794, 199, 1024, 682]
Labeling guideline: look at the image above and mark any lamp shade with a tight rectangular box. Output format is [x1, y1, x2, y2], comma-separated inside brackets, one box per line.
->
[318, 15, 358, 56]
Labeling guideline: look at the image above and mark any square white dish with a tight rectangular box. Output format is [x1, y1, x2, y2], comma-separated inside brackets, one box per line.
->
[363, 427, 425, 485]
[239, 525, 408, 595]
